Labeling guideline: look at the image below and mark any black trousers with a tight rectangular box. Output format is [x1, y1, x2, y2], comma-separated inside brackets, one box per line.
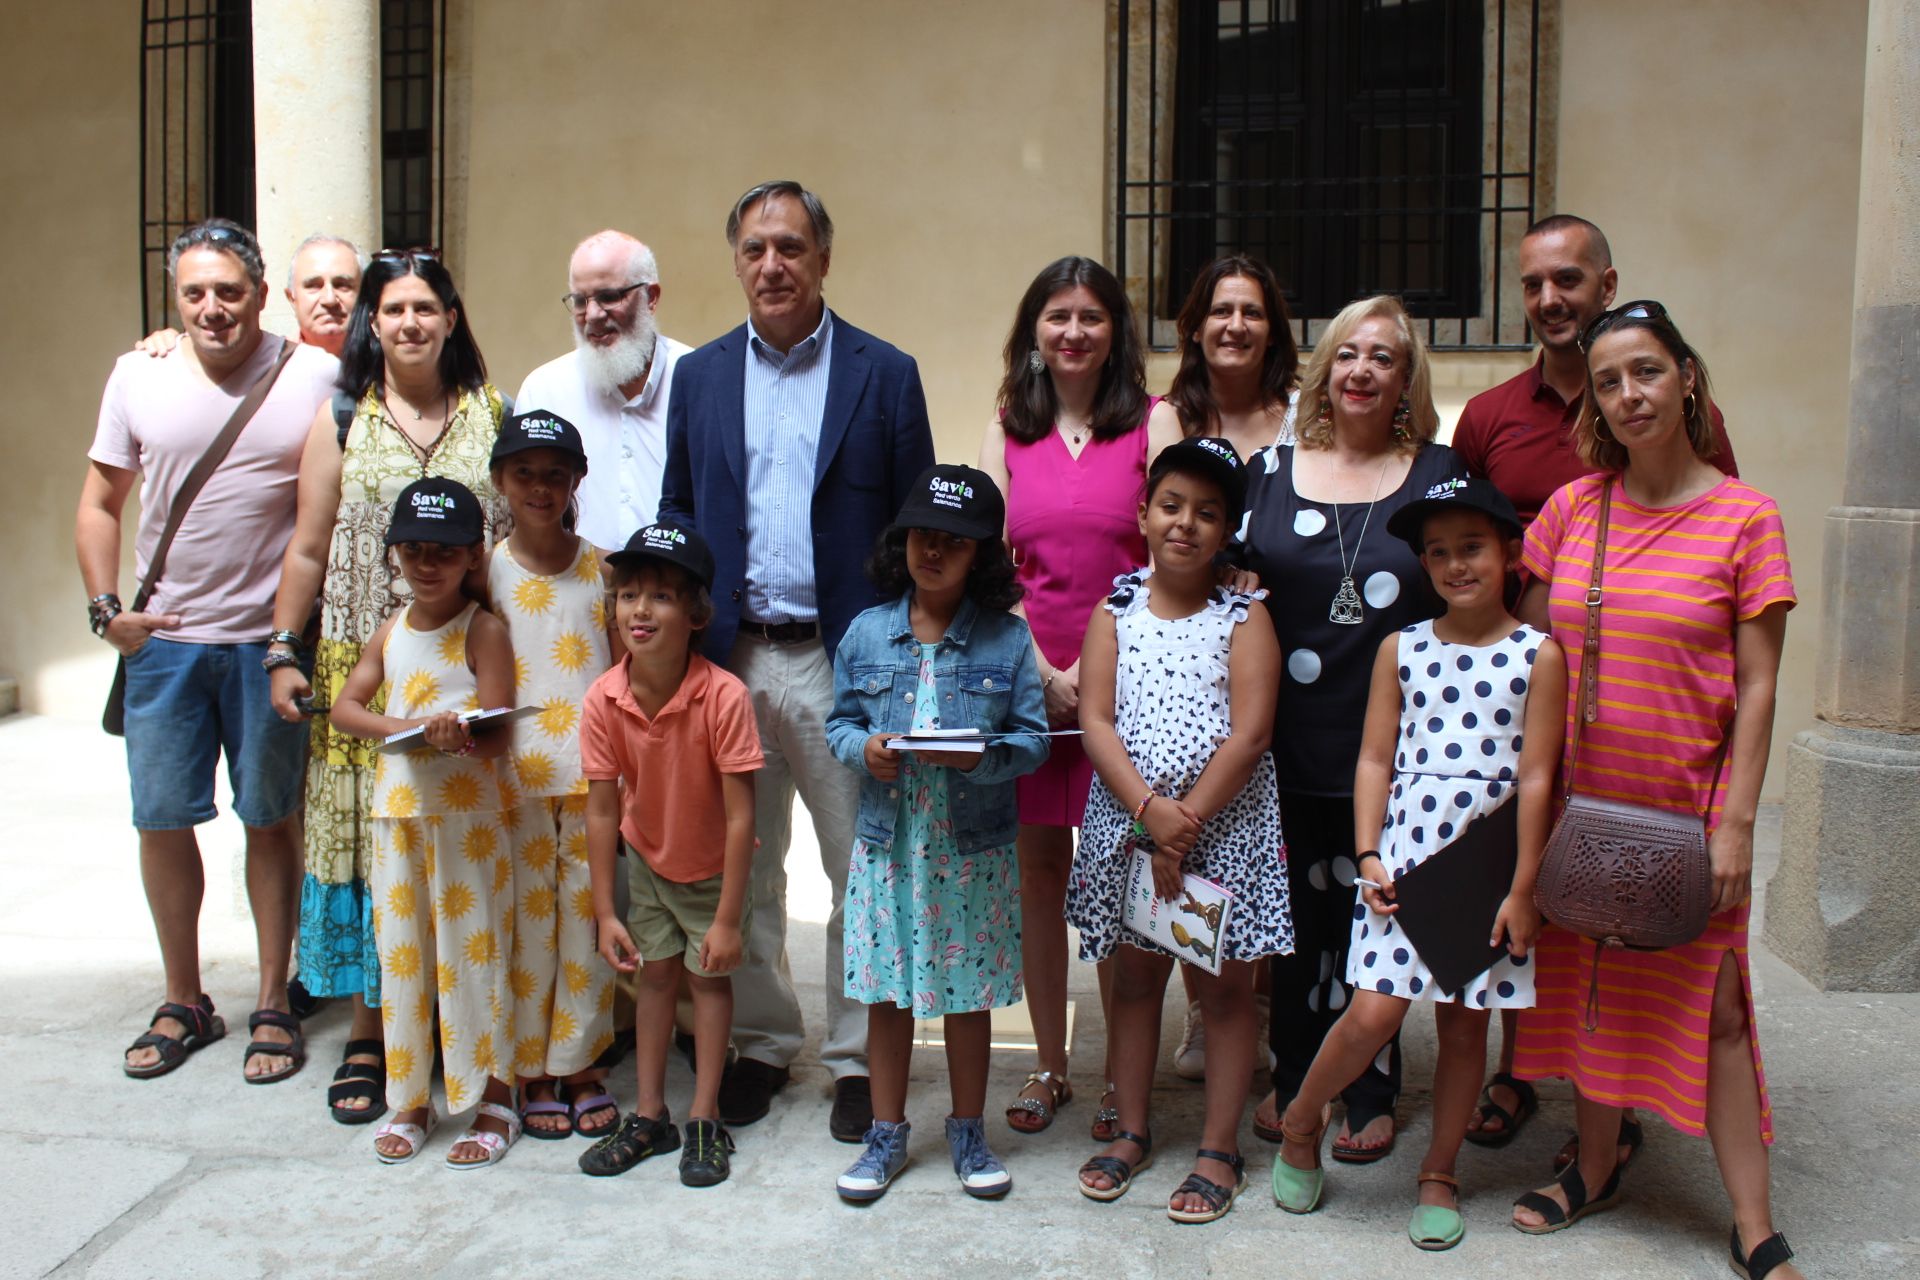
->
[1267, 790, 1401, 1118]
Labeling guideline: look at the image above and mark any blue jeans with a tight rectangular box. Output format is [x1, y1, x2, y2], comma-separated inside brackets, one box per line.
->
[122, 637, 307, 830]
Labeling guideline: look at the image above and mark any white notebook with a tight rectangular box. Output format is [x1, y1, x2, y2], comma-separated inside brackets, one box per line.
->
[379, 705, 535, 754]
[1121, 846, 1236, 975]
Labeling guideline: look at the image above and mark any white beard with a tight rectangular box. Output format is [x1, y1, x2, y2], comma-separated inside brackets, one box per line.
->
[573, 312, 658, 397]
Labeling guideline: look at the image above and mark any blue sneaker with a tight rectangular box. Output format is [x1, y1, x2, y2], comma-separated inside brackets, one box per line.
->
[946, 1115, 1012, 1198]
[837, 1120, 911, 1201]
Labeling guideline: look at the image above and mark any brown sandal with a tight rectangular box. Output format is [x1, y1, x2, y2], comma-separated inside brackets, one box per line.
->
[1005, 1070, 1071, 1133]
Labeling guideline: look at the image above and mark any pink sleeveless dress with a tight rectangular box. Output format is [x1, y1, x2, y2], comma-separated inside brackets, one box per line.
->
[1003, 399, 1155, 826]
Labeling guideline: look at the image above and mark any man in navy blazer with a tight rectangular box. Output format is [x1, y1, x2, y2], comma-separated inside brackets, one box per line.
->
[659, 181, 933, 1142]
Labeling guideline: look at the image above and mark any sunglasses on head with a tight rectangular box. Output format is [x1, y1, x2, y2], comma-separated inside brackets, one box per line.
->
[1578, 299, 1670, 351]
[172, 224, 253, 253]
[373, 247, 441, 270]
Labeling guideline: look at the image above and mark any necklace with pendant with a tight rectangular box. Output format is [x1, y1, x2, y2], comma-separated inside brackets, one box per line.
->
[1329, 455, 1394, 625]
[1060, 419, 1088, 448]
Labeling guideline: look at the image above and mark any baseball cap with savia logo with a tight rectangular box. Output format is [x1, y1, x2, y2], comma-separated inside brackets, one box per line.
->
[890, 464, 1005, 541]
[1384, 475, 1524, 556]
[491, 409, 590, 471]
[385, 476, 487, 546]
[606, 519, 715, 589]
[1148, 436, 1248, 526]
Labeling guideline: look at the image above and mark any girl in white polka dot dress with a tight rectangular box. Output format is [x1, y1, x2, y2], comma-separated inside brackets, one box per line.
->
[1270, 478, 1566, 1251]
[484, 412, 620, 1141]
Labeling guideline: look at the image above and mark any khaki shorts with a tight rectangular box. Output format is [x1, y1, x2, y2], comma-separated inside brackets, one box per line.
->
[623, 841, 747, 979]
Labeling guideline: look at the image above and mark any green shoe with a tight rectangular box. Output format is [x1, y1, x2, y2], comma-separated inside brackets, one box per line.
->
[1270, 1103, 1329, 1214]
[1409, 1172, 1465, 1251]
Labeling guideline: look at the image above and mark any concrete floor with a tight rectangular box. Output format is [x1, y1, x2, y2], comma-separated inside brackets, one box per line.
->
[1, 711, 1914, 1279]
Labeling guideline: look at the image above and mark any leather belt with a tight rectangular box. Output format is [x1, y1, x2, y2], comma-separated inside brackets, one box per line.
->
[737, 619, 819, 644]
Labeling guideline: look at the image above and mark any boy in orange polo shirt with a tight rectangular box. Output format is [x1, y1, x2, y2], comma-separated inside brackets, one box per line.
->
[579, 521, 762, 1186]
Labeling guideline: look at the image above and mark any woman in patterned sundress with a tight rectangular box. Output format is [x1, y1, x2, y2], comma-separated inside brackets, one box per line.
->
[1507, 305, 1804, 1280]
[825, 465, 1049, 1203]
[263, 252, 511, 1123]
[1269, 478, 1566, 1252]
[1068, 438, 1289, 1225]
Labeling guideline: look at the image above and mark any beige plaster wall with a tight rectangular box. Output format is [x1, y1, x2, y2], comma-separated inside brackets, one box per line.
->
[0, 1, 143, 716]
[455, 0, 1110, 470]
[1556, 0, 1867, 798]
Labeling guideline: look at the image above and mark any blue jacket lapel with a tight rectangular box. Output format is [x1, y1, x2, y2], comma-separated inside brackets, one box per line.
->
[815, 319, 872, 488]
[715, 324, 748, 488]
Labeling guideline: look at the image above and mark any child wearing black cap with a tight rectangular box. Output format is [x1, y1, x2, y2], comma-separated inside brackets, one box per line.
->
[824, 464, 1050, 1203]
[1269, 477, 1566, 1250]
[329, 478, 522, 1168]
[577, 520, 764, 1188]
[1067, 436, 1291, 1224]
[483, 411, 620, 1142]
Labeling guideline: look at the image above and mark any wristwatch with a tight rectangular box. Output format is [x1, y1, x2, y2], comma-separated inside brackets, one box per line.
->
[88, 593, 122, 638]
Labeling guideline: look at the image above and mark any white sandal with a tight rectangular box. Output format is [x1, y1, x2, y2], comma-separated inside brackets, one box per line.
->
[373, 1109, 438, 1164]
[446, 1100, 522, 1169]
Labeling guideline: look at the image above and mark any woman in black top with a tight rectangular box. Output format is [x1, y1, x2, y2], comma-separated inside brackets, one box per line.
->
[1242, 294, 1467, 1162]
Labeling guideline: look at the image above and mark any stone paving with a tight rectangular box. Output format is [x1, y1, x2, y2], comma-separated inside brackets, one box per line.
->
[0, 712, 1913, 1278]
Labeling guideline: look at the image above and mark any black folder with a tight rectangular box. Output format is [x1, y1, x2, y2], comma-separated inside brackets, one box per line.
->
[1387, 797, 1520, 997]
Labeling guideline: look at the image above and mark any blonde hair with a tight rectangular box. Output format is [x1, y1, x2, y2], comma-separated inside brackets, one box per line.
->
[1294, 294, 1437, 453]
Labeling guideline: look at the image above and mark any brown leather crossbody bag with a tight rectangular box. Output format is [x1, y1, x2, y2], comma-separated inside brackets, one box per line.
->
[1532, 480, 1723, 975]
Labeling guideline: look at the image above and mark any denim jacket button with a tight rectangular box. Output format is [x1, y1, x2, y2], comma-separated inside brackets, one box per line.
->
[904, 692, 914, 703]
[982, 677, 994, 689]
[866, 679, 879, 693]
[888, 787, 899, 798]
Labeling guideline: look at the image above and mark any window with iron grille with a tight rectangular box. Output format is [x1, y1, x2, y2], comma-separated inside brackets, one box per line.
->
[139, 0, 255, 333]
[1114, 0, 1552, 351]
[381, 0, 442, 252]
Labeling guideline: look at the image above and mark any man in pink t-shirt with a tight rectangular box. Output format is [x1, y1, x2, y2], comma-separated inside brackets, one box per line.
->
[76, 219, 339, 1086]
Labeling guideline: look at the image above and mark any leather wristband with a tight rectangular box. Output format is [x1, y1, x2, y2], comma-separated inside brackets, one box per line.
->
[261, 650, 303, 672]
[88, 594, 123, 638]
[266, 629, 304, 650]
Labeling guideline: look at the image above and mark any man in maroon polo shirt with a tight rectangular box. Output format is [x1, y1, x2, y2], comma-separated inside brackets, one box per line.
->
[1453, 214, 1738, 526]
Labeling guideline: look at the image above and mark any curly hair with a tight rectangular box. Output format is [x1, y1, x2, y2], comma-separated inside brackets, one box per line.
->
[1164, 255, 1299, 437]
[1294, 294, 1437, 454]
[995, 256, 1148, 445]
[864, 527, 1024, 612]
[1578, 305, 1720, 472]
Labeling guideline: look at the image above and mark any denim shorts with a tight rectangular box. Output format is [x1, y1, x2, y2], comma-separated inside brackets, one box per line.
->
[121, 637, 308, 830]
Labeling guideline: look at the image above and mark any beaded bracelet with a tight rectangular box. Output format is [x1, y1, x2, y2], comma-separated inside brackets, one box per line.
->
[261, 650, 303, 672]
[1130, 791, 1155, 838]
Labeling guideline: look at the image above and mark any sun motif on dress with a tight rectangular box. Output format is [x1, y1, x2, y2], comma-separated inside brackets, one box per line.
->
[538, 698, 580, 738]
[514, 1034, 546, 1073]
[387, 880, 417, 920]
[590, 595, 609, 633]
[385, 1044, 416, 1086]
[444, 1073, 468, 1113]
[386, 941, 422, 980]
[552, 632, 594, 674]
[520, 832, 558, 873]
[523, 882, 557, 922]
[575, 549, 603, 584]
[497, 775, 523, 814]
[492, 855, 512, 895]
[437, 961, 460, 997]
[513, 576, 556, 616]
[551, 1006, 578, 1043]
[515, 750, 557, 792]
[439, 880, 476, 921]
[398, 670, 441, 715]
[391, 818, 420, 855]
[435, 627, 468, 668]
[563, 960, 594, 997]
[571, 884, 597, 922]
[385, 782, 420, 819]
[464, 926, 501, 966]
[472, 1031, 499, 1077]
[514, 654, 531, 693]
[442, 772, 485, 813]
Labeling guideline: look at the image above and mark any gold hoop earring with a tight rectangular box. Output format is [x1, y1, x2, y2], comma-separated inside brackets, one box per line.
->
[1684, 393, 1697, 419]
[1592, 413, 1613, 443]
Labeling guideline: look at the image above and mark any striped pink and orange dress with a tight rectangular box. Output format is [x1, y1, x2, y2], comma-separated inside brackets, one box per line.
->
[1512, 472, 1795, 1141]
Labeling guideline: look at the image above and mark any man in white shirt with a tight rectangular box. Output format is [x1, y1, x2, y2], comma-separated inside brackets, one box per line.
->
[514, 231, 692, 549]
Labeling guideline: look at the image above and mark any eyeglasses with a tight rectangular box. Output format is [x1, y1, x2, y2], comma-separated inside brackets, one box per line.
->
[1578, 299, 1670, 351]
[374, 247, 441, 270]
[563, 281, 651, 314]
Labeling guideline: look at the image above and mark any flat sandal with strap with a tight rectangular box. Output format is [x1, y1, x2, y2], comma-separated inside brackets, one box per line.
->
[1731, 1227, 1796, 1280]
[1167, 1148, 1246, 1224]
[1511, 1159, 1625, 1235]
[1271, 1103, 1331, 1214]
[1408, 1171, 1465, 1251]
[1078, 1129, 1153, 1202]
[1005, 1070, 1071, 1134]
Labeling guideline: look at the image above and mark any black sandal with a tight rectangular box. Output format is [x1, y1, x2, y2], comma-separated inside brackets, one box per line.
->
[123, 996, 225, 1080]
[1167, 1148, 1245, 1224]
[1464, 1071, 1538, 1148]
[579, 1111, 681, 1178]
[327, 1039, 388, 1125]
[1553, 1115, 1645, 1172]
[1511, 1159, 1626, 1235]
[1731, 1227, 1796, 1280]
[242, 1009, 306, 1084]
[1330, 1100, 1397, 1164]
[1078, 1129, 1153, 1202]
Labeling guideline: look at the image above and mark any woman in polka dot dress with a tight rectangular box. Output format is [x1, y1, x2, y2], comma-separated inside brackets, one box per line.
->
[1241, 295, 1467, 1161]
[1270, 478, 1565, 1251]
[484, 412, 619, 1141]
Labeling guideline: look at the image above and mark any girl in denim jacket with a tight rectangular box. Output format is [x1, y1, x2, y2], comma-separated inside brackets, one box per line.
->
[825, 464, 1050, 1203]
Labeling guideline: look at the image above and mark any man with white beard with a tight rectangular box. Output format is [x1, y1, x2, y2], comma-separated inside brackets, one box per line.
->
[514, 230, 692, 549]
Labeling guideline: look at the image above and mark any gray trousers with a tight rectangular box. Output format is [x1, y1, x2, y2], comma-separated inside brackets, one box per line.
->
[726, 635, 866, 1078]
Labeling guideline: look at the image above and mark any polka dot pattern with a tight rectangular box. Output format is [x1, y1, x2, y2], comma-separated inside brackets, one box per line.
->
[1342, 618, 1544, 1008]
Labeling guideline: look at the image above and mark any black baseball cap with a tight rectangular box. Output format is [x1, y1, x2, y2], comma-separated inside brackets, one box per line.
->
[1386, 476, 1524, 555]
[1149, 436, 1247, 525]
[385, 477, 486, 546]
[491, 409, 589, 470]
[605, 519, 716, 589]
[891, 464, 1005, 541]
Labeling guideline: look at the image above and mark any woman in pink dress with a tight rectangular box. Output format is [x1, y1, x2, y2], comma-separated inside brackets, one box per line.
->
[977, 257, 1179, 1138]
[1509, 303, 1803, 1280]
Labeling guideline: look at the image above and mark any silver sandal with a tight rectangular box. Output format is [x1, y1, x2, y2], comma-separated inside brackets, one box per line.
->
[1005, 1070, 1072, 1133]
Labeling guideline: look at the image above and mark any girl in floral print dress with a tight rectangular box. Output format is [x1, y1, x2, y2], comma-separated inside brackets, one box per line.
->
[483, 411, 619, 1141]
[825, 465, 1050, 1203]
[331, 478, 521, 1168]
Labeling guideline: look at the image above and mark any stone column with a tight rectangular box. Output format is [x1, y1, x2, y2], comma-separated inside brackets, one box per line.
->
[1767, 0, 1920, 992]
[250, 0, 381, 337]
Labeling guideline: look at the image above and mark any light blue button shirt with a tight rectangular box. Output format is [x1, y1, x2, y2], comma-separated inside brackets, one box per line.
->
[741, 307, 833, 623]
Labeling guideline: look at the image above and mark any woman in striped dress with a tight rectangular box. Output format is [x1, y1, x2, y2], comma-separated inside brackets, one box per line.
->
[1508, 303, 1803, 1280]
